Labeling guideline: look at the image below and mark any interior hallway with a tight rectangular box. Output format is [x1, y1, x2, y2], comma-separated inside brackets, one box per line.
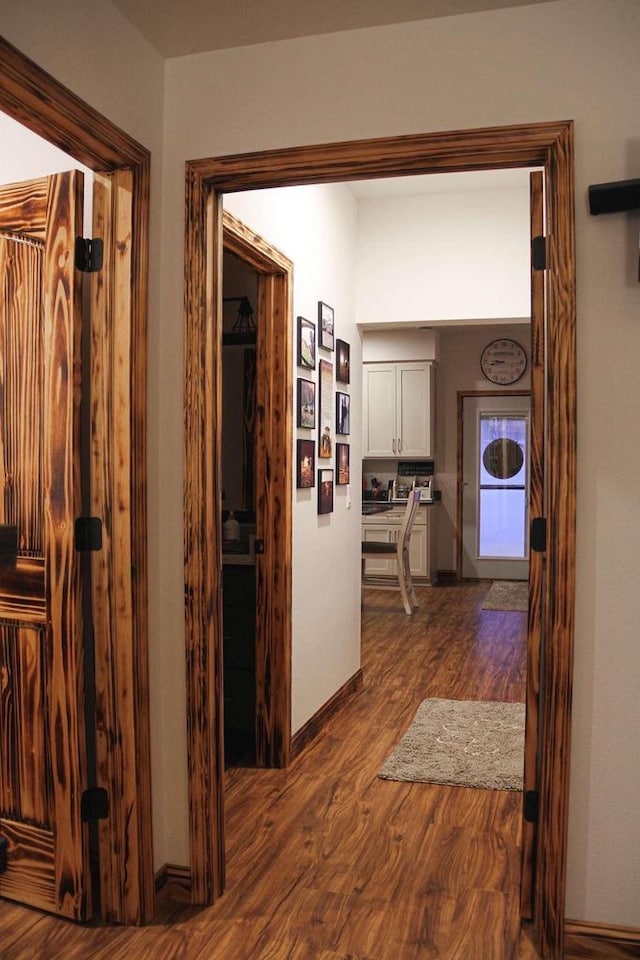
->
[0, 582, 632, 958]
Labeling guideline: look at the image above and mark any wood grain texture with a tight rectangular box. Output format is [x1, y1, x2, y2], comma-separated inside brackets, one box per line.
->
[184, 120, 575, 957]
[1, 581, 541, 957]
[184, 172, 225, 906]
[291, 669, 363, 760]
[91, 170, 154, 924]
[222, 212, 293, 769]
[0, 38, 149, 171]
[190, 121, 570, 192]
[0, 37, 154, 924]
[185, 202, 294, 903]
[253, 270, 292, 768]
[0, 179, 48, 240]
[0, 236, 44, 555]
[533, 124, 576, 960]
[565, 921, 640, 957]
[0, 173, 89, 920]
[520, 169, 545, 920]
[43, 170, 88, 920]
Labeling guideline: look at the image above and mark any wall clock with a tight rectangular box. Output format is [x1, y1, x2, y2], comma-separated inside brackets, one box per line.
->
[480, 338, 527, 385]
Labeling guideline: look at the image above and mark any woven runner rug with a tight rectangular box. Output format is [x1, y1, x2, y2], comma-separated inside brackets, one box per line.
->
[482, 580, 528, 611]
[378, 698, 525, 791]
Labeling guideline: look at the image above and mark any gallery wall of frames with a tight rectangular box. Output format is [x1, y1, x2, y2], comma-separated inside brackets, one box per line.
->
[296, 302, 351, 514]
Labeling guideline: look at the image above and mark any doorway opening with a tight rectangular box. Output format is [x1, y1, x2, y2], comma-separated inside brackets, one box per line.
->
[184, 121, 575, 960]
[461, 393, 531, 581]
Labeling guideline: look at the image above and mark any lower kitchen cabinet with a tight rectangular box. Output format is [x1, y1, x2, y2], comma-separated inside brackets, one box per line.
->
[362, 505, 436, 583]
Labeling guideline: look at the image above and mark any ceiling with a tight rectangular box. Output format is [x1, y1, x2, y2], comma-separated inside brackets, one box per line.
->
[109, 0, 555, 58]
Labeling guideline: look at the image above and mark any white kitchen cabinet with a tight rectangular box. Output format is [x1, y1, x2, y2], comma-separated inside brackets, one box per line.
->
[362, 361, 435, 458]
[362, 506, 436, 582]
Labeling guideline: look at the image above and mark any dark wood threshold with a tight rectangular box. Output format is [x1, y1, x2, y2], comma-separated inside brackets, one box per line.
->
[436, 569, 458, 582]
[565, 920, 640, 958]
[291, 669, 364, 760]
[154, 863, 192, 895]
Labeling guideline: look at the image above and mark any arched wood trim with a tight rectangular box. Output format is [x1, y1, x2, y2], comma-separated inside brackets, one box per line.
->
[0, 36, 153, 925]
[184, 121, 575, 960]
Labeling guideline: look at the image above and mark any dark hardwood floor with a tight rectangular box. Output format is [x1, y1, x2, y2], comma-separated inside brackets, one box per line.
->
[0, 582, 634, 958]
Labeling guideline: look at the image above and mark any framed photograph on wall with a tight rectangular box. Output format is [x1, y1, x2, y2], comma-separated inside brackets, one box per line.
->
[318, 301, 334, 351]
[336, 443, 350, 485]
[296, 377, 316, 428]
[318, 468, 334, 514]
[318, 359, 333, 458]
[296, 439, 315, 488]
[297, 315, 316, 369]
[336, 391, 350, 435]
[336, 339, 350, 384]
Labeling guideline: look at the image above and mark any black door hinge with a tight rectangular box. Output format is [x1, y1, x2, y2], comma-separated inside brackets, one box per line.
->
[530, 517, 546, 553]
[532, 235, 547, 271]
[81, 787, 109, 822]
[74, 517, 103, 552]
[524, 790, 539, 823]
[0, 836, 7, 873]
[75, 237, 104, 273]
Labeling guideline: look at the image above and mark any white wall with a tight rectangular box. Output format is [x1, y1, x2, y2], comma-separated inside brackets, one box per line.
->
[163, 0, 640, 924]
[356, 186, 531, 322]
[224, 186, 361, 733]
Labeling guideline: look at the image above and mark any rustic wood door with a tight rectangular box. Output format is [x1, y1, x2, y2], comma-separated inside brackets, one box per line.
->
[520, 169, 545, 920]
[0, 172, 91, 920]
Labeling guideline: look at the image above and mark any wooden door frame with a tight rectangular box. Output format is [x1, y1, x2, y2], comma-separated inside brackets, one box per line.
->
[222, 212, 293, 769]
[184, 121, 575, 960]
[0, 38, 154, 924]
[455, 388, 531, 580]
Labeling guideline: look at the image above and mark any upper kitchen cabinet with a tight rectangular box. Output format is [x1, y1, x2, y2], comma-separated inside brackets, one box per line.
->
[363, 361, 435, 458]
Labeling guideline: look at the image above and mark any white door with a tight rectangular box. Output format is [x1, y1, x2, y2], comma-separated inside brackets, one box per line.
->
[462, 394, 530, 580]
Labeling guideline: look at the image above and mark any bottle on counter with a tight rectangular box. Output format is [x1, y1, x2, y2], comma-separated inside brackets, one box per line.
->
[223, 510, 240, 543]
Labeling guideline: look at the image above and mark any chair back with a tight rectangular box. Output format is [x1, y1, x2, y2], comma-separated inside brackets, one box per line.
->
[398, 487, 422, 552]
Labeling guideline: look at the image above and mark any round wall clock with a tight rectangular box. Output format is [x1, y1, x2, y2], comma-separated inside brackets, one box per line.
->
[480, 338, 527, 385]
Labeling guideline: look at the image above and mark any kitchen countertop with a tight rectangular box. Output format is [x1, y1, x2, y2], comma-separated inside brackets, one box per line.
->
[361, 503, 395, 516]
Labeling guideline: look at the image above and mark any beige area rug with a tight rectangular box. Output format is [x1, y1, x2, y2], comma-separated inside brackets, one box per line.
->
[482, 580, 528, 612]
[378, 698, 525, 791]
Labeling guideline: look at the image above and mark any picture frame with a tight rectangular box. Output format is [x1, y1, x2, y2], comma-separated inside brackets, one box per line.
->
[318, 301, 334, 351]
[336, 339, 350, 384]
[296, 439, 315, 488]
[296, 377, 316, 428]
[297, 315, 316, 369]
[336, 391, 350, 435]
[336, 443, 350, 485]
[317, 468, 334, 514]
[318, 359, 333, 458]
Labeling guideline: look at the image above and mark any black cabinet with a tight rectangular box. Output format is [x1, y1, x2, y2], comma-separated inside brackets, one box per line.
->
[223, 564, 256, 765]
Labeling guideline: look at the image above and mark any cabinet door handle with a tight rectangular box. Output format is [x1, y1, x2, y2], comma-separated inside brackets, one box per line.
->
[392, 438, 396, 454]
[398, 437, 402, 453]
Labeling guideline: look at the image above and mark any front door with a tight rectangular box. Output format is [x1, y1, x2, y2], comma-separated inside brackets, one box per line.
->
[462, 394, 531, 580]
[0, 172, 91, 919]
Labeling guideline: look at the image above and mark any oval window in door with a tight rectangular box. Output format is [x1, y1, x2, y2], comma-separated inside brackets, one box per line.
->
[482, 437, 524, 480]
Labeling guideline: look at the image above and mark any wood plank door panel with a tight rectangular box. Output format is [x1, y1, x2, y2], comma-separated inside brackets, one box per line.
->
[520, 169, 545, 920]
[0, 172, 89, 919]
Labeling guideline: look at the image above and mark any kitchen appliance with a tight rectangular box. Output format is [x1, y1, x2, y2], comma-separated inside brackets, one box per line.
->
[391, 460, 435, 502]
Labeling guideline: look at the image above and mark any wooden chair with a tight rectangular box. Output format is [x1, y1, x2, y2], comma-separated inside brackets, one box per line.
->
[361, 487, 422, 615]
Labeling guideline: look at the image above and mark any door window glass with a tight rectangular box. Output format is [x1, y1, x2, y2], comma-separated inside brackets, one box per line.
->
[478, 415, 527, 559]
